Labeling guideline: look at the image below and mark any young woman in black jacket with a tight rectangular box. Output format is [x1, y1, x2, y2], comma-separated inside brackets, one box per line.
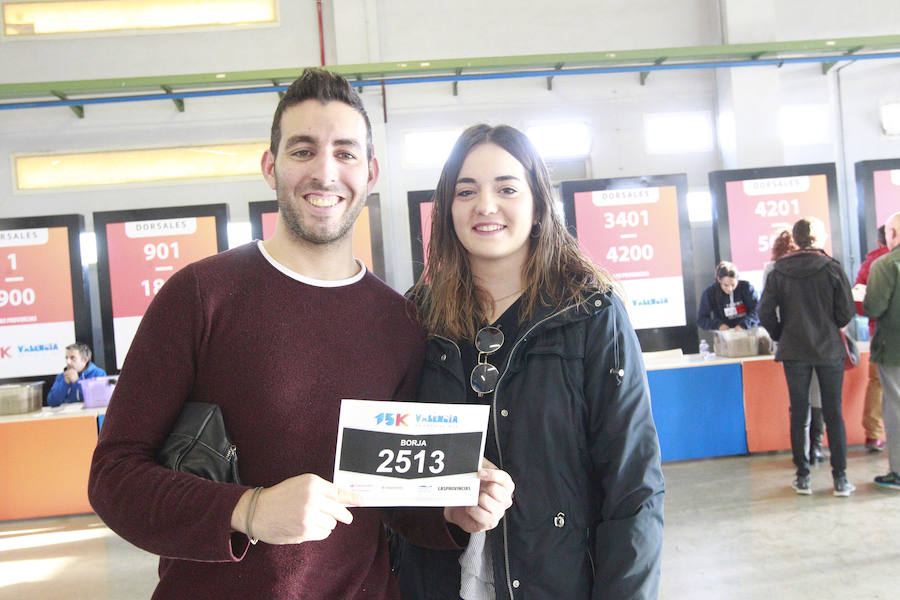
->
[759, 217, 856, 497]
[395, 124, 665, 599]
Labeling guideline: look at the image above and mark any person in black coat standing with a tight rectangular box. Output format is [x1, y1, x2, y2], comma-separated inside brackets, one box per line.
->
[759, 217, 856, 497]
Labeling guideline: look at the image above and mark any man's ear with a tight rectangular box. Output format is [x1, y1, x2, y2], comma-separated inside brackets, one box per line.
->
[367, 156, 380, 193]
[261, 150, 277, 190]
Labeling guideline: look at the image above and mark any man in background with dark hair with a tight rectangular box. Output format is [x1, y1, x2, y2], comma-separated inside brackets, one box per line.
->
[855, 224, 889, 451]
[46, 342, 105, 406]
[88, 68, 513, 599]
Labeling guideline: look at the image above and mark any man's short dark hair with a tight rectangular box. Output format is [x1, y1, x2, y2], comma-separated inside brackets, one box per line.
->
[269, 68, 373, 161]
[877, 225, 887, 246]
[66, 342, 92, 362]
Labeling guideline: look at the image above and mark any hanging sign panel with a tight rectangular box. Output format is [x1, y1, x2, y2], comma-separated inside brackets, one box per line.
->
[561, 175, 696, 353]
[406, 191, 434, 283]
[0, 215, 90, 381]
[710, 163, 840, 293]
[248, 197, 385, 279]
[855, 159, 900, 257]
[873, 169, 900, 225]
[95, 205, 228, 371]
[571, 185, 685, 329]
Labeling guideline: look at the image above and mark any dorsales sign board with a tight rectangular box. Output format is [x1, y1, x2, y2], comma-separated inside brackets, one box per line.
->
[105, 216, 219, 369]
[572, 185, 686, 330]
[725, 174, 833, 275]
[711, 164, 840, 294]
[0, 226, 76, 378]
[872, 169, 900, 228]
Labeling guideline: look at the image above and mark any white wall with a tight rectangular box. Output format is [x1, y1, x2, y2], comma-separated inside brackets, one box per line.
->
[3, 0, 900, 361]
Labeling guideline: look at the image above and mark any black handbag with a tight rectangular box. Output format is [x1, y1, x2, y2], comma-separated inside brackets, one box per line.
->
[157, 402, 241, 484]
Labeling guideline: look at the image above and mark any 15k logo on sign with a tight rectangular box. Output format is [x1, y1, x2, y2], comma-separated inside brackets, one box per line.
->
[375, 412, 409, 427]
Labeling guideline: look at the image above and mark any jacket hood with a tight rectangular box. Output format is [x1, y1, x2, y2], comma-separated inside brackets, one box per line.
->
[773, 250, 835, 279]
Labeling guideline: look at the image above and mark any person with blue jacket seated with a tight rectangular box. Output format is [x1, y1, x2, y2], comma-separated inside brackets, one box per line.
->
[697, 261, 760, 331]
[47, 342, 106, 406]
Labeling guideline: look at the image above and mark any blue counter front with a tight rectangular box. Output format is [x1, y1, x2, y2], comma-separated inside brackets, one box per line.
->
[647, 362, 748, 462]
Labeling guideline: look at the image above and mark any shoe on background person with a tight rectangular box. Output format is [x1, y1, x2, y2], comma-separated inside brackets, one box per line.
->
[874, 472, 900, 490]
[833, 475, 855, 497]
[865, 438, 885, 452]
[792, 475, 812, 495]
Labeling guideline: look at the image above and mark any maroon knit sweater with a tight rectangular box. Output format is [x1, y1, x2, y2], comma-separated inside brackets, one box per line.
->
[89, 243, 456, 599]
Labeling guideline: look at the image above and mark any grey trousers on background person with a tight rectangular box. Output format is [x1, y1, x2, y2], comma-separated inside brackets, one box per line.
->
[877, 364, 900, 474]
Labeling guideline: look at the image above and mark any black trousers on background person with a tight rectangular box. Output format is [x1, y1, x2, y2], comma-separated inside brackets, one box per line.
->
[783, 359, 848, 478]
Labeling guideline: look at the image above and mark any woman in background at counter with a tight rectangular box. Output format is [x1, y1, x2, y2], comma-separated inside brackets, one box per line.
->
[697, 261, 760, 331]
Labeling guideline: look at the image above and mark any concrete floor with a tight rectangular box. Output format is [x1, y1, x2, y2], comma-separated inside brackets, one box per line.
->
[1, 446, 896, 600]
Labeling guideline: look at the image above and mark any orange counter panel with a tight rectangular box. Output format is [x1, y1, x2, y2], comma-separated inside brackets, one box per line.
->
[742, 353, 869, 453]
[0, 416, 97, 520]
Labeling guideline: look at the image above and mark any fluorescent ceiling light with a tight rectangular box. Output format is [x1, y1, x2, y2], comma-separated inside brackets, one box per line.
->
[779, 105, 831, 146]
[526, 123, 591, 159]
[2, 0, 277, 36]
[880, 102, 900, 136]
[686, 191, 713, 223]
[644, 111, 713, 155]
[227, 222, 252, 249]
[403, 130, 462, 168]
[15, 142, 267, 189]
[79, 232, 97, 265]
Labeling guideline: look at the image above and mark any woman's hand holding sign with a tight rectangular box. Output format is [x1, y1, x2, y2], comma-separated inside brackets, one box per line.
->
[443, 458, 514, 533]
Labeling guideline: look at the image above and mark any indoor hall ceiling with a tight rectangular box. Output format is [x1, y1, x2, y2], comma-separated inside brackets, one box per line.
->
[2, 34, 900, 117]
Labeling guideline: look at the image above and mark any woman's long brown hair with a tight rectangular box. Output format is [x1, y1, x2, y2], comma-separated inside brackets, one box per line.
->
[409, 124, 615, 341]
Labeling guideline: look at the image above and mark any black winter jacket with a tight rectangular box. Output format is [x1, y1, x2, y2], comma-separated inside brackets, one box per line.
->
[759, 249, 855, 363]
[393, 290, 665, 600]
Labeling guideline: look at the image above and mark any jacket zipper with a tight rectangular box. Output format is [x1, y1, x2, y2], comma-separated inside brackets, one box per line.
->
[491, 300, 585, 599]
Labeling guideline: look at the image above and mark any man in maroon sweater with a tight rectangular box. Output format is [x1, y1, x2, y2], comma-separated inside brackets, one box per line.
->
[88, 69, 513, 599]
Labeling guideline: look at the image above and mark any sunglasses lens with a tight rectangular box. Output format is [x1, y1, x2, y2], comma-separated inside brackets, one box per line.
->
[471, 363, 500, 395]
[475, 326, 504, 354]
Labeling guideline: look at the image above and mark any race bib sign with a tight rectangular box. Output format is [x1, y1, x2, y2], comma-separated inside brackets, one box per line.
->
[333, 399, 489, 507]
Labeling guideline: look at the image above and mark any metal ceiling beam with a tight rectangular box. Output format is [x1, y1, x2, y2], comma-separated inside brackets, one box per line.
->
[2, 35, 899, 110]
[49, 91, 84, 118]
